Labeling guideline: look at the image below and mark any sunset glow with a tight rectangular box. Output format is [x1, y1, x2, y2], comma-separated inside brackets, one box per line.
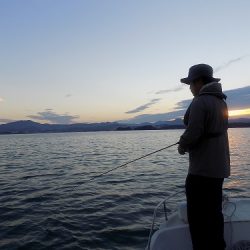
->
[229, 108, 250, 117]
[1, 1, 250, 124]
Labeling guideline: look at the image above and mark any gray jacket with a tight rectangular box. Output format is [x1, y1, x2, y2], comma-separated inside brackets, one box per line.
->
[179, 82, 230, 178]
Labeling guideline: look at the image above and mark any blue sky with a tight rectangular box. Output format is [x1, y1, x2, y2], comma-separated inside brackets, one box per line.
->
[1, 0, 250, 124]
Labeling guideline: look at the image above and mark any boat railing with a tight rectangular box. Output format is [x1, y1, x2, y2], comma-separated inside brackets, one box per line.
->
[146, 191, 250, 250]
[146, 189, 185, 250]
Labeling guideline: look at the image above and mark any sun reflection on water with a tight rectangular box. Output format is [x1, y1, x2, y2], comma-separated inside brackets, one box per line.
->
[224, 128, 250, 197]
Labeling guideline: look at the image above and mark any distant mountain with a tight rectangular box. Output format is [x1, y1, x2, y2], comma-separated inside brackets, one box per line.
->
[229, 118, 250, 123]
[0, 120, 122, 134]
[0, 119, 185, 134]
[0, 120, 46, 134]
[0, 118, 249, 135]
[228, 118, 250, 128]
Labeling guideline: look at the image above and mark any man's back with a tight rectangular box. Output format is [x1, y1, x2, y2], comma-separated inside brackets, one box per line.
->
[180, 82, 230, 178]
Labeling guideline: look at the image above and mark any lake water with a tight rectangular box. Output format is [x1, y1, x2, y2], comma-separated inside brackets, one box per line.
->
[0, 128, 249, 250]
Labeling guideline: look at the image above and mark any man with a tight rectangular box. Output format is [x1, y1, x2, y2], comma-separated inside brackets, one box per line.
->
[178, 64, 230, 250]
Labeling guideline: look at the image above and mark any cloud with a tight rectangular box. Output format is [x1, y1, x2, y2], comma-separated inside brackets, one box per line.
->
[122, 109, 185, 124]
[151, 55, 248, 96]
[0, 97, 4, 102]
[28, 109, 79, 124]
[155, 86, 184, 95]
[225, 86, 250, 109]
[174, 85, 250, 111]
[174, 99, 192, 110]
[65, 94, 72, 98]
[121, 85, 250, 124]
[125, 98, 161, 114]
[214, 55, 249, 73]
[150, 55, 248, 97]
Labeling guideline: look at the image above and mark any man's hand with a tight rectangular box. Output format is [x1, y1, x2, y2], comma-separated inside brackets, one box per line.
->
[178, 145, 186, 155]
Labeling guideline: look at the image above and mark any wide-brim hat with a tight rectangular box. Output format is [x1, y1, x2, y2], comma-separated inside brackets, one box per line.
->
[180, 64, 220, 84]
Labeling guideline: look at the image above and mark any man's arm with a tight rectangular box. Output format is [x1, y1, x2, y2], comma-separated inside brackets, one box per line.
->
[179, 97, 206, 153]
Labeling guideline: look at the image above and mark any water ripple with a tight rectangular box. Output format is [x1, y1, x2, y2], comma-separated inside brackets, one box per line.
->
[0, 129, 249, 249]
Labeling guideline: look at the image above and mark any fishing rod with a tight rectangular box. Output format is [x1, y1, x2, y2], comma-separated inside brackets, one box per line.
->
[86, 142, 179, 183]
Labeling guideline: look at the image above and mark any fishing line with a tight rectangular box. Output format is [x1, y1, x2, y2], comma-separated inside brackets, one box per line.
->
[85, 142, 179, 183]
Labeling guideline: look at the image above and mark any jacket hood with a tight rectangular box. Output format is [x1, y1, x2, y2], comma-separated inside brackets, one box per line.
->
[199, 82, 227, 99]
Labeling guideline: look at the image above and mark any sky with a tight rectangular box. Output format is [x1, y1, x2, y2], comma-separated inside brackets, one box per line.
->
[1, 0, 250, 124]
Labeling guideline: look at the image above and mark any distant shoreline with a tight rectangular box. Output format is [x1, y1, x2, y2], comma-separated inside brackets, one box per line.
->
[0, 121, 249, 135]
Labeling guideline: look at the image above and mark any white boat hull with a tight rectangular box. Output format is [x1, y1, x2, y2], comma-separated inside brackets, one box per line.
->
[150, 221, 250, 250]
[149, 198, 250, 250]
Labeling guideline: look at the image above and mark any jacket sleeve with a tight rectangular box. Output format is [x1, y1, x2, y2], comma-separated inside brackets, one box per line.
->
[179, 97, 206, 151]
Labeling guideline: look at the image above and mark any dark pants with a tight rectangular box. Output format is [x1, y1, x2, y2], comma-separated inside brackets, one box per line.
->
[185, 174, 226, 250]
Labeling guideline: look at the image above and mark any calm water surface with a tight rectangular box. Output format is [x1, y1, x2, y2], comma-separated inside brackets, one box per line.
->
[0, 129, 249, 250]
